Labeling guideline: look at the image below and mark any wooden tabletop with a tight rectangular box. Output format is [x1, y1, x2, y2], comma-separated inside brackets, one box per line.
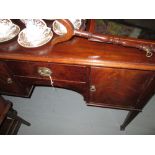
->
[0, 20, 155, 71]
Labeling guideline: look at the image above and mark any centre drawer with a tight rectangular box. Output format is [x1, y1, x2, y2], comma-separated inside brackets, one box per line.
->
[6, 61, 87, 82]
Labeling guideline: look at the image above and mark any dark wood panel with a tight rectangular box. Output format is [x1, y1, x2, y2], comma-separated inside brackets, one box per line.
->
[0, 118, 21, 135]
[0, 62, 23, 94]
[89, 67, 154, 110]
[0, 62, 32, 96]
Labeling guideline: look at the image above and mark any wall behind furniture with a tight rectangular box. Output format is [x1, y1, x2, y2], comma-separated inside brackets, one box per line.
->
[3, 86, 155, 135]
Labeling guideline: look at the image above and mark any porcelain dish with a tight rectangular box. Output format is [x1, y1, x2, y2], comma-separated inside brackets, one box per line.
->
[52, 19, 82, 35]
[0, 19, 20, 42]
[18, 27, 53, 48]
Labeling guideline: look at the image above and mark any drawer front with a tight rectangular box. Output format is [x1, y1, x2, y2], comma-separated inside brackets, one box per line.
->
[89, 67, 155, 110]
[0, 62, 28, 96]
[6, 61, 87, 82]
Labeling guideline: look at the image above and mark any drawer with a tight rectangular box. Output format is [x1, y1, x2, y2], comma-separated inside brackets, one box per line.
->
[6, 61, 88, 82]
[89, 66, 154, 110]
[0, 62, 32, 96]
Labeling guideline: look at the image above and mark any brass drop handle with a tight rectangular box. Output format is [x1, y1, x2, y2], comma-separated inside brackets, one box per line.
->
[38, 67, 52, 77]
[90, 85, 96, 92]
[7, 78, 13, 84]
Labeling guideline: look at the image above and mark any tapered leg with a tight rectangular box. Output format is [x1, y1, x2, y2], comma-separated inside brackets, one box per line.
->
[7, 108, 31, 126]
[0, 96, 31, 127]
[120, 110, 141, 131]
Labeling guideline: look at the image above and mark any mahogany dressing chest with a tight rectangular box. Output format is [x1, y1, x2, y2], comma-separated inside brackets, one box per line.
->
[0, 19, 155, 131]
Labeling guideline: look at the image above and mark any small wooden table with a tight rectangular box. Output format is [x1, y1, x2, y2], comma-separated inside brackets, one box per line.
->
[0, 20, 155, 131]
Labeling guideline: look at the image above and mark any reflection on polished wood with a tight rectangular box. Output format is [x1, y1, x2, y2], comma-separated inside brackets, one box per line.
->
[0, 20, 155, 131]
[56, 19, 155, 57]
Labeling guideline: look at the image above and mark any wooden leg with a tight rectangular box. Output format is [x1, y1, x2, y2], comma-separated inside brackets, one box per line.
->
[120, 110, 141, 131]
[0, 96, 12, 125]
[0, 96, 31, 134]
[7, 108, 31, 126]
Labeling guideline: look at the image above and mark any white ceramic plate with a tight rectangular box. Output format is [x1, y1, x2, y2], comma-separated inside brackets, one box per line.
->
[20, 19, 47, 28]
[18, 27, 53, 48]
[0, 19, 20, 42]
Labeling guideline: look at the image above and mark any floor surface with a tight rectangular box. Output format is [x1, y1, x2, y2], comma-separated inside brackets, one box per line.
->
[3, 86, 155, 135]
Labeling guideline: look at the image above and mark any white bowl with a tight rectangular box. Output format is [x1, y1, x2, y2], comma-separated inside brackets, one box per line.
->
[20, 19, 47, 29]
[52, 20, 67, 36]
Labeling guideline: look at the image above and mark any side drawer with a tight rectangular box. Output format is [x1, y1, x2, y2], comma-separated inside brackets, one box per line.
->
[6, 61, 88, 82]
[89, 66, 155, 110]
[0, 62, 31, 96]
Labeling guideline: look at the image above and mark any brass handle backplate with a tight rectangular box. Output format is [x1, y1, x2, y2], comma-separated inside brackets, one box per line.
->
[38, 67, 52, 77]
[7, 78, 13, 84]
[90, 85, 96, 92]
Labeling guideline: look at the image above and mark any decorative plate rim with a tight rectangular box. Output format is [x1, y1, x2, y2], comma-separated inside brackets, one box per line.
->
[17, 28, 53, 48]
[0, 24, 20, 43]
